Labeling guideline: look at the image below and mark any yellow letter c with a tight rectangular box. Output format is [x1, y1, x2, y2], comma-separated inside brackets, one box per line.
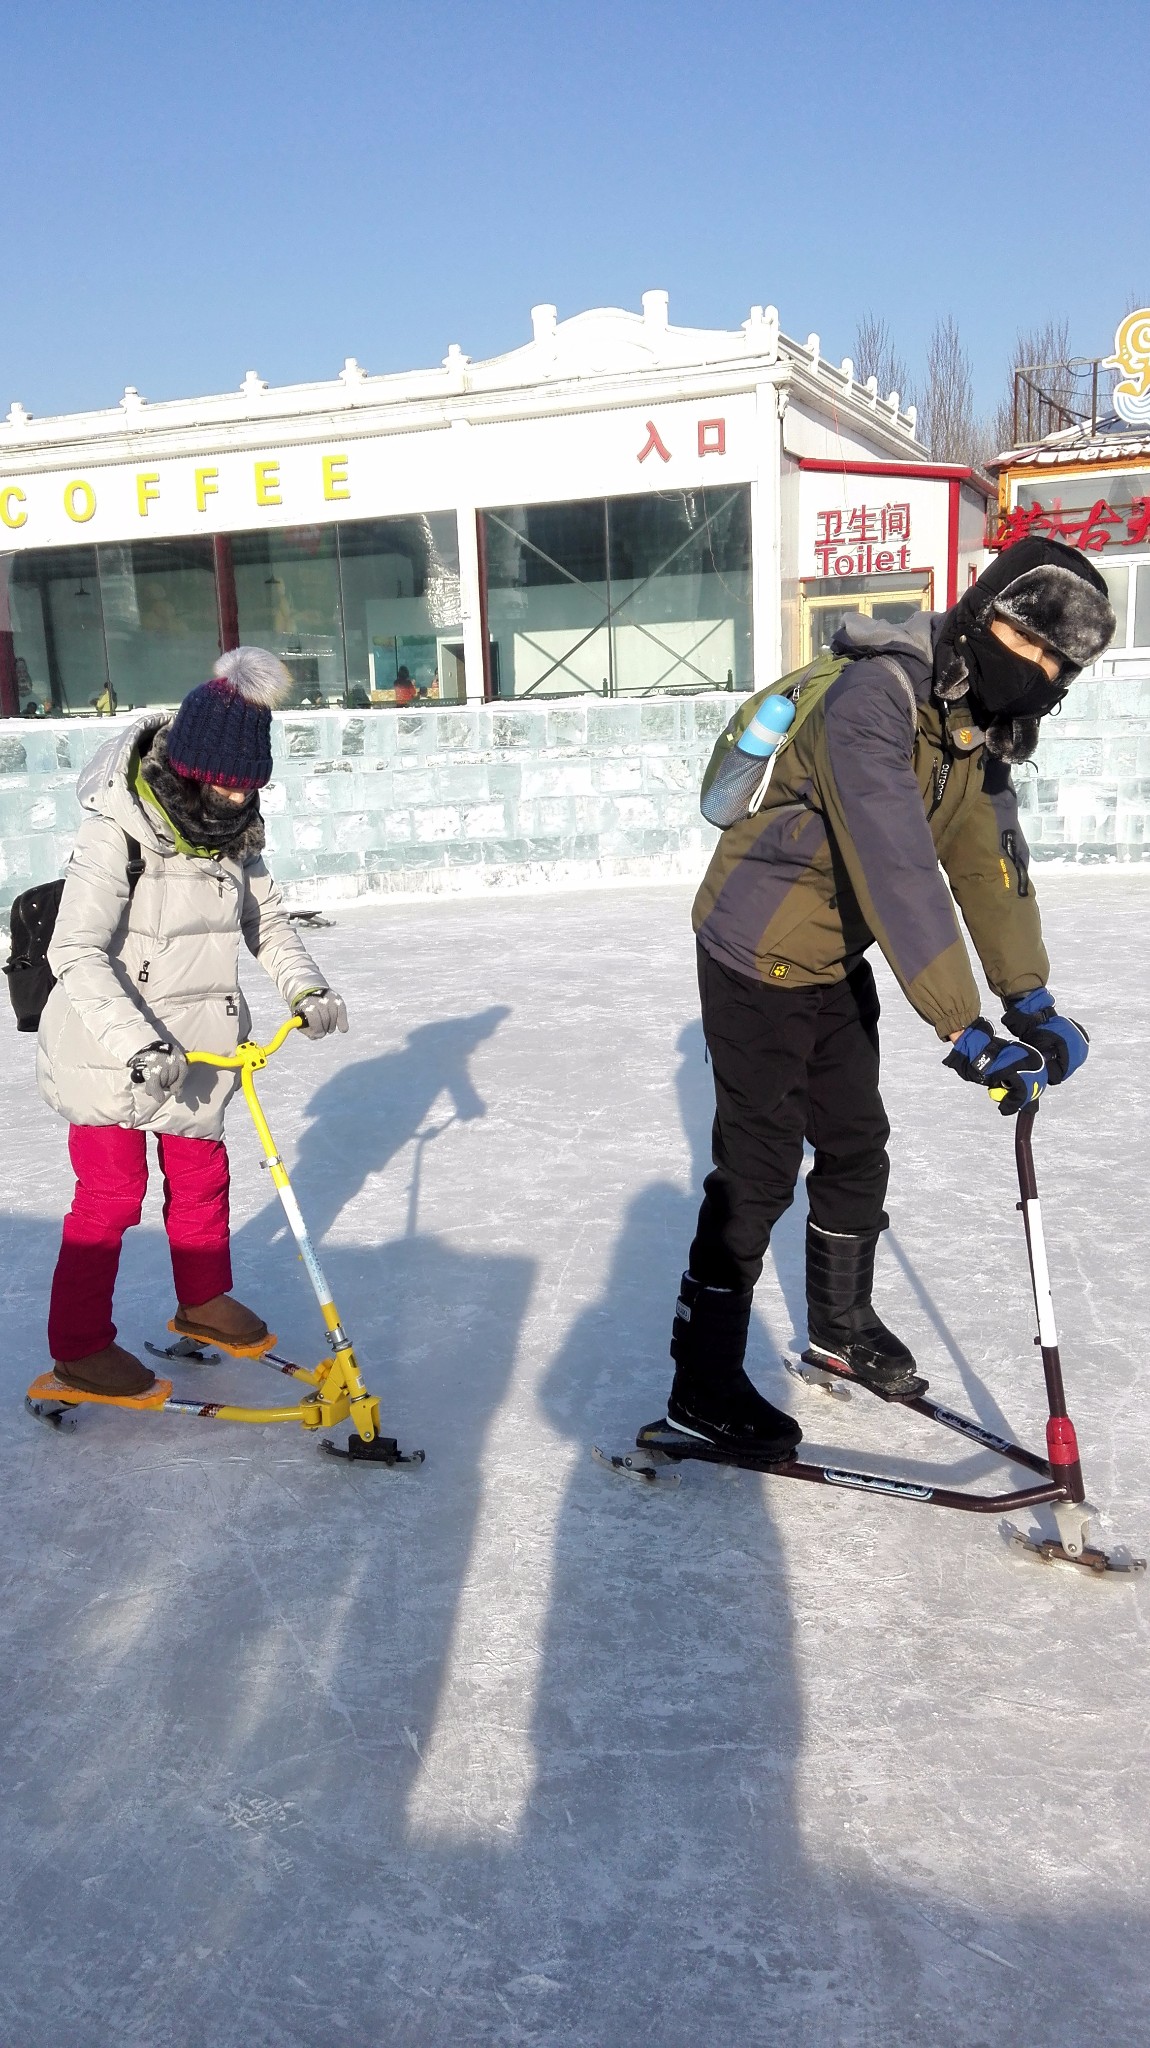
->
[0, 486, 27, 529]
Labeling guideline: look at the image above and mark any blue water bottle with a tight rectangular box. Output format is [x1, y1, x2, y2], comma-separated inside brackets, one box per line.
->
[736, 695, 795, 758]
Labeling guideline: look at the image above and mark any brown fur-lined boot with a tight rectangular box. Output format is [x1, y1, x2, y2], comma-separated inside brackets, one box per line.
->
[54, 1344, 156, 1398]
[171, 1294, 272, 1357]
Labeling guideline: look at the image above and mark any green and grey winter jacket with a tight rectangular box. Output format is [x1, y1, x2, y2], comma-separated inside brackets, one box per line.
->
[37, 716, 325, 1137]
[693, 613, 1048, 1040]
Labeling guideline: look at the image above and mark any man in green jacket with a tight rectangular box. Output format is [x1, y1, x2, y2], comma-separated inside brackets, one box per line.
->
[664, 538, 1115, 1459]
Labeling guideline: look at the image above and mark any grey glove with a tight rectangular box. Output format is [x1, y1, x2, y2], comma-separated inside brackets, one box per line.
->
[292, 988, 349, 1040]
[129, 1041, 189, 1104]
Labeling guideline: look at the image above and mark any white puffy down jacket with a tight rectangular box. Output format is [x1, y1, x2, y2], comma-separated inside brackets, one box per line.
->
[37, 716, 326, 1138]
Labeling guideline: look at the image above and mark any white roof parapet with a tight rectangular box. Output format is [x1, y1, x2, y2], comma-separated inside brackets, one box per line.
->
[0, 295, 924, 457]
[989, 422, 1150, 471]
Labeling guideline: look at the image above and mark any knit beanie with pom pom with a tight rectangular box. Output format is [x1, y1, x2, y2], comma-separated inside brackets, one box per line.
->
[166, 647, 290, 789]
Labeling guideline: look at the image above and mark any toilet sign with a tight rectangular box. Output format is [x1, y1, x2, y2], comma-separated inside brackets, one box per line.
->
[813, 500, 913, 576]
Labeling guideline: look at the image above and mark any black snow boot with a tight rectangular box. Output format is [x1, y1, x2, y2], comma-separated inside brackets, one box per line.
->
[666, 1273, 802, 1458]
[805, 1222, 927, 1397]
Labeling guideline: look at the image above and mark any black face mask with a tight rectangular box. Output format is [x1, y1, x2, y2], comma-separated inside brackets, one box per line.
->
[964, 626, 1067, 727]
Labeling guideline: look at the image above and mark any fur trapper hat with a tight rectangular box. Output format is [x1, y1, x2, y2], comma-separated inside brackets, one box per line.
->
[934, 538, 1115, 761]
[166, 646, 291, 790]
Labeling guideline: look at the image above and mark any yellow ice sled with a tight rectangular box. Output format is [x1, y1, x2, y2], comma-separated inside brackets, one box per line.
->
[27, 1015, 422, 1467]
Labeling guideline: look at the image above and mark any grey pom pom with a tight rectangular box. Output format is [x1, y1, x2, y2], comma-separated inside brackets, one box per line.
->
[212, 646, 292, 707]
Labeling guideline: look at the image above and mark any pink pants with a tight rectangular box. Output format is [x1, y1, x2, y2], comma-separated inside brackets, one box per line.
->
[48, 1124, 232, 1362]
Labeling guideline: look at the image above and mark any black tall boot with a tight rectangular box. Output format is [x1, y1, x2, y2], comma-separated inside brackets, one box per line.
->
[666, 1273, 802, 1456]
[805, 1222, 927, 1397]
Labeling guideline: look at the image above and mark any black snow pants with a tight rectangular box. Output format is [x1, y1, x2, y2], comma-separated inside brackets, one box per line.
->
[688, 943, 890, 1293]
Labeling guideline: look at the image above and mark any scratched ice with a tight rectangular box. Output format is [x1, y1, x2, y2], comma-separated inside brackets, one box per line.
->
[1, 873, 1148, 2047]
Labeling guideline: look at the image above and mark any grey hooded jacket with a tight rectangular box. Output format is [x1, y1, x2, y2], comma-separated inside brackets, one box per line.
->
[37, 716, 325, 1138]
[694, 611, 1049, 1039]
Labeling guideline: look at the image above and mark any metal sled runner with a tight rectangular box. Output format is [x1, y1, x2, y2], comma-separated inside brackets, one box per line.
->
[27, 1016, 423, 1468]
[597, 1108, 1143, 1575]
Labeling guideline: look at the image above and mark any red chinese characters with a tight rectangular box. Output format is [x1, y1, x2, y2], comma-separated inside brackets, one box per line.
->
[636, 415, 728, 463]
[996, 494, 1150, 551]
[814, 502, 913, 576]
[637, 421, 672, 464]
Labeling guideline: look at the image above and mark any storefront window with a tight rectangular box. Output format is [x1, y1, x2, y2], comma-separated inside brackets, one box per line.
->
[800, 571, 932, 660]
[2, 546, 110, 715]
[100, 538, 219, 709]
[483, 499, 611, 697]
[609, 489, 752, 694]
[1135, 563, 1150, 650]
[481, 487, 752, 698]
[1097, 561, 1130, 645]
[337, 514, 464, 705]
[232, 525, 345, 706]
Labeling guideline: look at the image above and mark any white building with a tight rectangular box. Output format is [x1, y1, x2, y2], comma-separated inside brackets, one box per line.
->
[0, 294, 988, 721]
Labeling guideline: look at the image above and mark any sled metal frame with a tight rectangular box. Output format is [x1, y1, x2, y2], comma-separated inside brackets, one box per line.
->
[622, 1109, 1142, 1572]
[27, 1016, 421, 1466]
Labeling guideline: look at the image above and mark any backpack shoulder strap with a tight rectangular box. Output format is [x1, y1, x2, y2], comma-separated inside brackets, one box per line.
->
[700, 650, 848, 814]
[125, 835, 145, 890]
[869, 653, 919, 737]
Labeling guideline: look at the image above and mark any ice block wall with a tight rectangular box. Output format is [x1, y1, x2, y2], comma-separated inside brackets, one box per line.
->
[2, 681, 1149, 913]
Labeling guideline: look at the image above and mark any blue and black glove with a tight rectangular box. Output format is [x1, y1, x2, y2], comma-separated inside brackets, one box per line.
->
[944, 1018, 1047, 1116]
[1001, 987, 1088, 1086]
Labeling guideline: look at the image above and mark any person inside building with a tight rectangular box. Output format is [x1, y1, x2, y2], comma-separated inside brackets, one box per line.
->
[38, 647, 349, 1399]
[661, 537, 1116, 1457]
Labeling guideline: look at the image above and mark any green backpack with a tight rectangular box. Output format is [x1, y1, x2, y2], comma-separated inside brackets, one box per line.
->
[700, 649, 849, 826]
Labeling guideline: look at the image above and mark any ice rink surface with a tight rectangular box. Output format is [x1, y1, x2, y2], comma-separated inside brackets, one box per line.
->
[2, 871, 1149, 2047]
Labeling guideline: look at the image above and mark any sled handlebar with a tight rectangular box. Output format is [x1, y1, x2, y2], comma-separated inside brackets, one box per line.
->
[185, 1013, 303, 1071]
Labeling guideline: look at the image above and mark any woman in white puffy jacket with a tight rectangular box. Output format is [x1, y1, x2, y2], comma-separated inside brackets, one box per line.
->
[39, 648, 348, 1398]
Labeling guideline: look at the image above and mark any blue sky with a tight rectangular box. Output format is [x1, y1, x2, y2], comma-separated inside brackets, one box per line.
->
[6, 0, 1147, 420]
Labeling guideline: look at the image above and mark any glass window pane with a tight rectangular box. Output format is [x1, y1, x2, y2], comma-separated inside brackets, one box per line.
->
[99, 538, 219, 710]
[1097, 561, 1129, 646]
[337, 513, 463, 706]
[1135, 564, 1150, 649]
[869, 598, 925, 627]
[232, 525, 345, 706]
[608, 487, 752, 696]
[4, 546, 109, 714]
[482, 500, 609, 698]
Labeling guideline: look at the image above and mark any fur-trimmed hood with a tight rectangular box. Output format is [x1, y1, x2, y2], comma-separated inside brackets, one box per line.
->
[75, 714, 265, 864]
[140, 725, 266, 862]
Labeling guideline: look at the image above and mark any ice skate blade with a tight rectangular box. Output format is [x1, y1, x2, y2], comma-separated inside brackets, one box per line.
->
[800, 1346, 928, 1403]
[25, 1393, 77, 1428]
[147, 1336, 222, 1363]
[321, 1434, 425, 1467]
[26, 1371, 173, 1412]
[167, 1318, 276, 1360]
[785, 1356, 852, 1402]
[591, 1443, 679, 1485]
[635, 1416, 802, 1472]
[1002, 1522, 1146, 1576]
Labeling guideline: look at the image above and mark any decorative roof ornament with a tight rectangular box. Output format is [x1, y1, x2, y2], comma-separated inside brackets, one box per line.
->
[5, 401, 30, 429]
[1104, 309, 1150, 427]
[240, 369, 267, 400]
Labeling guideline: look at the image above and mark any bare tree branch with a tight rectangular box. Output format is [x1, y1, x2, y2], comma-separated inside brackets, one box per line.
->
[852, 313, 910, 404]
[992, 319, 1073, 452]
[916, 316, 986, 465]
